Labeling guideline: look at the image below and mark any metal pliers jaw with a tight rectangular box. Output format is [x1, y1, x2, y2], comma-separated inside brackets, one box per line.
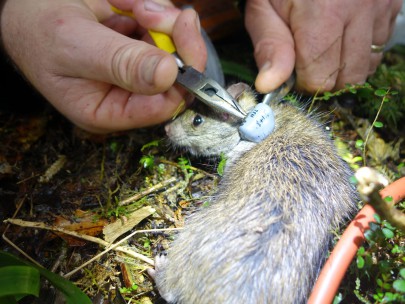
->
[175, 64, 247, 120]
[262, 74, 295, 105]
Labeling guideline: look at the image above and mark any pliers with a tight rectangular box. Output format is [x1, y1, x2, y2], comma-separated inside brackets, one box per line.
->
[111, 6, 247, 119]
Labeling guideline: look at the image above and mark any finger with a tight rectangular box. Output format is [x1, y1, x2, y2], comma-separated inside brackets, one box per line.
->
[108, 0, 135, 12]
[133, 5, 207, 77]
[368, 53, 383, 76]
[101, 15, 139, 35]
[366, 0, 403, 77]
[172, 9, 207, 72]
[289, 3, 344, 92]
[73, 85, 186, 133]
[87, 0, 138, 35]
[84, 0, 116, 20]
[245, 0, 295, 93]
[132, 0, 179, 33]
[50, 6, 179, 95]
[54, 74, 187, 133]
[334, 4, 374, 89]
[372, 0, 403, 44]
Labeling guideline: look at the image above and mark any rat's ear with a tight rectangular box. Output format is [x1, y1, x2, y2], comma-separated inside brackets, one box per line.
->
[217, 111, 242, 124]
[212, 111, 235, 123]
[219, 112, 230, 122]
[226, 83, 257, 112]
[226, 83, 251, 99]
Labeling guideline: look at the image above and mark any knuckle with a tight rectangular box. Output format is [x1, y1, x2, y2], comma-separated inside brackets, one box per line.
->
[297, 75, 336, 93]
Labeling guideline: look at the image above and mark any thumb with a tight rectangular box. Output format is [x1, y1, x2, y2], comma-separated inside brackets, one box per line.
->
[55, 10, 178, 95]
[245, 0, 295, 93]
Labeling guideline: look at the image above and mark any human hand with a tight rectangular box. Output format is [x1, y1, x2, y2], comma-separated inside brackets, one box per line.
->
[0, 0, 206, 133]
[245, 0, 403, 93]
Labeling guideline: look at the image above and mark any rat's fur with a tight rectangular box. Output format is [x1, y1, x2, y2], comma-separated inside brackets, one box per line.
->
[154, 84, 357, 303]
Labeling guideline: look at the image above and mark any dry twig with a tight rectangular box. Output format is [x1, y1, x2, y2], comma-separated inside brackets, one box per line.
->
[3, 218, 182, 276]
[355, 167, 405, 231]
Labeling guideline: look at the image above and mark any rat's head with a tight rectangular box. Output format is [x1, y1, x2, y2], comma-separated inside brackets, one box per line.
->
[164, 103, 241, 156]
[165, 83, 256, 157]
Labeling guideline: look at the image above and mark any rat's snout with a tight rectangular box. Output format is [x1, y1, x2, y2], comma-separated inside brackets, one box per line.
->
[164, 124, 171, 136]
[164, 121, 185, 142]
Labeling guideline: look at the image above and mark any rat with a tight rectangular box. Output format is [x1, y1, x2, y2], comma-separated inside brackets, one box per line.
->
[149, 82, 358, 304]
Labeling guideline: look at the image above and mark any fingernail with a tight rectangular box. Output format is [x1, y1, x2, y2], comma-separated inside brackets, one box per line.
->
[259, 61, 272, 73]
[193, 10, 201, 33]
[142, 55, 162, 85]
[144, 0, 166, 12]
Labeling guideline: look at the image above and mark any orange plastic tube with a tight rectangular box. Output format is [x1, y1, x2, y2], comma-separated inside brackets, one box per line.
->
[308, 176, 405, 304]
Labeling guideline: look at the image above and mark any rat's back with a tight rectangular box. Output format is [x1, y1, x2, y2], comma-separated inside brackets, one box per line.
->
[155, 93, 357, 303]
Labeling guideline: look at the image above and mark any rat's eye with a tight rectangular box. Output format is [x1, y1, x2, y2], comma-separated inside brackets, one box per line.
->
[192, 115, 204, 127]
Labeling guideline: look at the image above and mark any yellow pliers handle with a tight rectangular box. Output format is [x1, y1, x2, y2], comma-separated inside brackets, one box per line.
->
[110, 6, 176, 54]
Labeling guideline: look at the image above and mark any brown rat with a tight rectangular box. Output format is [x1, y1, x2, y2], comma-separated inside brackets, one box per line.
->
[151, 83, 358, 303]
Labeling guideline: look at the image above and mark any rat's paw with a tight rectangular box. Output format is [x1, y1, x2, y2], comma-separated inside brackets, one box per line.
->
[147, 252, 168, 281]
[146, 267, 156, 280]
[155, 252, 169, 272]
[148, 253, 176, 303]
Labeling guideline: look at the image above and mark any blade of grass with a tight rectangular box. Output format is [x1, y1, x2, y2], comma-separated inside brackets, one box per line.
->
[0, 266, 40, 300]
[0, 251, 91, 304]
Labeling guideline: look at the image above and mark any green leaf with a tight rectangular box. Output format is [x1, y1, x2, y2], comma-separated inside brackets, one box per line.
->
[357, 256, 365, 269]
[355, 140, 364, 149]
[376, 291, 384, 300]
[392, 245, 401, 254]
[202, 201, 211, 208]
[364, 229, 375, 243]
[0, 251, 91, 304]
[383, 221, 396, 230]
[373, 121, 384, 128]
[139, 155, 154, 169]
[382, 228, 394, 239]
[379, 260, 391, 272]
[217, 153, 227, 176]
[109, 141, 119, 154]
[382, 292, 396, 302]
[332, 292, 343, 304]
[321, 91, 333, 101]
[355, 277, 361, 290]
[119, 283, 138, 294]
[400, 269, 405, 279]
[351, 156, 363, 163]
[0, 266, 40, 299]
[374, 89, 387, 97]
[393, 280, 405, 293]
[143, 238, 151, 249]
[140, 140, 160, 152]
[382, 282, 392, 290]
[373, 213, 381, 223]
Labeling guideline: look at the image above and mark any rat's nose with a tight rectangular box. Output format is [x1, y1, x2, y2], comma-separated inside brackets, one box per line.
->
[164, 124, 171, 136]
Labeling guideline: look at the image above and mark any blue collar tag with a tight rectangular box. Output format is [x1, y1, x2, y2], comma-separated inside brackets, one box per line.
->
[239, 103, 275, 143]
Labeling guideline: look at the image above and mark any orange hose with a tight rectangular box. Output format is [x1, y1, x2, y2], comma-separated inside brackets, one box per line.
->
[308, 176, 405, 304]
